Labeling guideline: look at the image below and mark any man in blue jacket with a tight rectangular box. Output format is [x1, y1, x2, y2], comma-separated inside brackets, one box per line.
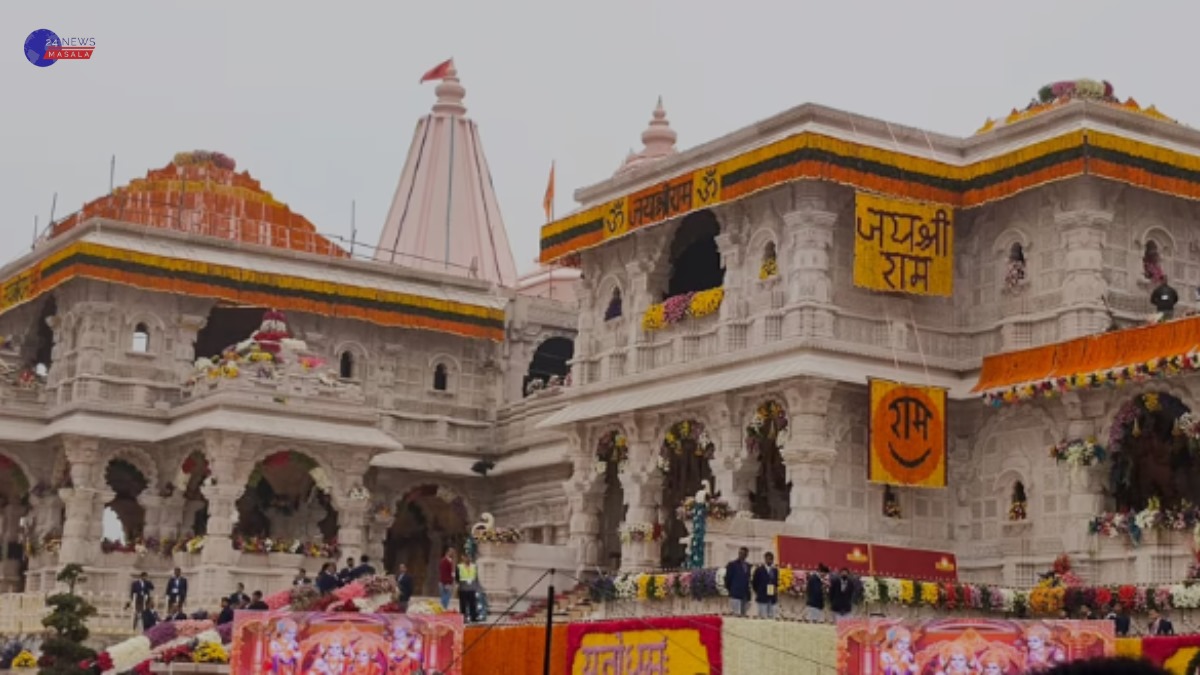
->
[724, 547, 752, 616]
[752, 551, 780, 619]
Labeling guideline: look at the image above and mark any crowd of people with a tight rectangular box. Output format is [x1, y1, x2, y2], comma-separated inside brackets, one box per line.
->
[723, 547, 857, 621]
[126, 548, 487, 631]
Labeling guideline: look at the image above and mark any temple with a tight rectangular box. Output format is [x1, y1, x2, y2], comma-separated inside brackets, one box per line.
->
[6, 75, 1200, 644]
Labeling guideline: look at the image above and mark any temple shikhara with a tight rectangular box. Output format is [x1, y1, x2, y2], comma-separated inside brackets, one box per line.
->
[9, 72, 1200, 671]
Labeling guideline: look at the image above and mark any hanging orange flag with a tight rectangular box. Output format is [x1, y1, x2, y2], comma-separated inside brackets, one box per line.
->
[419, 58, 454, 84]
[543, 161, 556, 222]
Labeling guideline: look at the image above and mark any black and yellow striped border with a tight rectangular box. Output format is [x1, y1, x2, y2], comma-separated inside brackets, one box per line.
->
[1, 242, 506, 341]
[539, 129, 1200, 263]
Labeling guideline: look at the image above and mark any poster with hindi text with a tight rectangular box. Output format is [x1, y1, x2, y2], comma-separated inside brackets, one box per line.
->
[853, 192, 954, 297]
[566, 615, 722, 674]
[837, 618, 1114, 674]
[229, 610, 463, 675]
[868, 379, 948, 488]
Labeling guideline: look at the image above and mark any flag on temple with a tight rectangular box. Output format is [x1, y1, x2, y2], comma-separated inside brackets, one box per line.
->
[543, 162, 556, 222]
[867, 378, 947, 488]
[419, 58, 454, 83]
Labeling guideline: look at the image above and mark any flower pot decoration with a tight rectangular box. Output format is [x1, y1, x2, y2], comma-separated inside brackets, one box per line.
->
[745, 400, 788, 454]
[658, 420, 715, 473]
[595, 430, 629, 474]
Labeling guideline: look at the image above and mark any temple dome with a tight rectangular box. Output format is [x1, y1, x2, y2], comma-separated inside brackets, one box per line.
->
[615, 97, 678, 175]
[51, 151, 346, 257]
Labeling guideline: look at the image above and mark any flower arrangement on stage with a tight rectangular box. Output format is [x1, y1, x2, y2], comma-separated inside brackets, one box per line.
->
[658, 420, 715, 474]
[641, 287, 725, 331]
[1087, 498, 1200, 547]
[676, 495, 734, 522]
[618, 522, 663, 544]
[1049, 438, 1106, 467]
[980, 354, 1200, 407]
[192, 641, 228, 664]
[745, 400, 788, 454]
[595, 430, 629, 472]
[473, 526, 523, 545]
[232, 535, 338, 558]
[10, 650, 35, 669]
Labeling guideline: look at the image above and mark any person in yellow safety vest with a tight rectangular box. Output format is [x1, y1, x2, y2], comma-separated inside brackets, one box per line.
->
[456, 558, 481, 623]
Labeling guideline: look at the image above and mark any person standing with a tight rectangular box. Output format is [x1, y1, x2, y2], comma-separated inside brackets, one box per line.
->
[352, 555, 376, 580]
[829, 567, 855, 619]
[128, 572, 154, 630]
[166, 568, 188, 611]
[316, 562, 339, 594]
[438, 547, 457, 610]
[724, 547, 752, 617]
[805, 564, 828, 622]
[293, 568, 310, 586]
[228, 582, 250, 607]
[1149, 609, 1175, 635]
[456, 557, 481, 623]
[396, 564, 414, 613]
[247, 591, 269, 610]
[140, 598, 159, 632]
[339, 557, 357, 585]
[216, 597, 234, 625]
[752, 552, 780, 619]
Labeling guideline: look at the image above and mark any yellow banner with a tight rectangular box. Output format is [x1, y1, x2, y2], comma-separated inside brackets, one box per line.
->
[853, 192, 954, 297]
[571, 628, 711, 674]
[601, 198, 630, 240]
[868, 379, 947, 488]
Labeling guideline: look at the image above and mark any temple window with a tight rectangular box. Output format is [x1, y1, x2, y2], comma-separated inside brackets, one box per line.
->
[131, 323, 150, 353]
[665, 210, 725, 298]
[523, 336, 574, 396]
[1008, 481, 1028, 521]
[339, 351, 355, 379]
[604, 287, 623, 321]
[745, 400, 790, 521]
[1004, 242, 1026, 291]
[759, 241, 778, 280]
[433, 363, 448, 391]
[1143, 240, 1165, 283]
[103, 459, 149, 544]
[31, 297, 56, 379]
[236, 451, 338, 545]
[193, 304, 266, 360]
[883, 485, 902, 519]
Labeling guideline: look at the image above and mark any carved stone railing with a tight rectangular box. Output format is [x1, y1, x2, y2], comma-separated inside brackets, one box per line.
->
[183, 369, 364, 403]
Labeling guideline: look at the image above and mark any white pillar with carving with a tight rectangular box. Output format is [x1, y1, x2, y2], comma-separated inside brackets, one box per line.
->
[781, 382, 838, 537]
[1056, 181, 1114, 341]
[709, 398, 754, 514]
[58, 437, 104, 565]
[783, 189, 837, 339]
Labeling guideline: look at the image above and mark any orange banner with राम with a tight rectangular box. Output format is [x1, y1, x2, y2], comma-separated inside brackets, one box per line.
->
[868, 379, 947, 488]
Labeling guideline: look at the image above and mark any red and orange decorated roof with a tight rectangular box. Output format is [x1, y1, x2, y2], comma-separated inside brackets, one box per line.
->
[52, 151, 347, 257]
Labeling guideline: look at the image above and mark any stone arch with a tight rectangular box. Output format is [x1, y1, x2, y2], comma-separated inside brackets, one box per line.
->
[333, 340, 369, 381]
[103, 456, 151, 543]
[235, 448, 338, 543]
[992, 227, 1032, 255]
[590, 426, 628, 569]
[524, 336, 574, 395]
[975, 402, 1061, 455]
[106, 446, 160, 490]
[1137, 225, 1176, 257]
[0, 451, 36, 497]
[1105, 390, 1193, 511]
[384, 483, 473, 594]
[125, 312, 165, 352]
[658, 416, 716, 568]
[429, 353, 459, 393]
[596, 273, 626, 322]
[744, 399, 790, 521]
[663, 209, 726, 299]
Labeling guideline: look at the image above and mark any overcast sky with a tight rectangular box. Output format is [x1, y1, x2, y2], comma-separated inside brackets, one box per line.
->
[3, 1, 1197, 275]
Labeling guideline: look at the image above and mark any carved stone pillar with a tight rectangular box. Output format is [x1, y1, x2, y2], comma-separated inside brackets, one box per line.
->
[28, 493, 63, 540]
[618, 468, 663, 572]
[565, 485, 602, 571]
[0, 504, 22, 558]
[708, 398, 754, 514]
[138, 494, 165, 541]
[781, 382, 837, 536]
[1060, 392, 1108, 550]
[783, 193, 838, 338]
[336, 500, 369, 563]
[58, 437, 104, 565]
[1056, 201, 1113, 340]
[158, 493, 188, 540]
[176, 314, 209, 382]
[625, 258, 668, 373]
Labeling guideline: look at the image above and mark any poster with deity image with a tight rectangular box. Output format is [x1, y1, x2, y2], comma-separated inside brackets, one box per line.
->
[836, 618, 1114, 675]
[230, 611, 463, 675]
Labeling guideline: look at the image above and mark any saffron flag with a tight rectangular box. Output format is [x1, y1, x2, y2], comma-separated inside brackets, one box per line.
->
[868, 378, 947, 488]
[419, 58, 454, 84]
[543, 162, 556, 222]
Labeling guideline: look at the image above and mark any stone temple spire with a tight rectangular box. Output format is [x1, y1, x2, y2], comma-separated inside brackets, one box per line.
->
[615, 97, 679, 175]
[374, 64, 519, 287]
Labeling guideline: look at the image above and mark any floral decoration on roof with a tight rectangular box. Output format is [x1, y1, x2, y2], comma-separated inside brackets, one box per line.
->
[976, 79, 1175, 134]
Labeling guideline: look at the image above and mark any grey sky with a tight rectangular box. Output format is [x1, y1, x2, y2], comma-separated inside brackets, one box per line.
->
[3, 1, 1195, 275]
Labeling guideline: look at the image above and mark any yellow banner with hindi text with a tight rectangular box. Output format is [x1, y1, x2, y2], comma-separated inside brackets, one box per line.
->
[853, 192, 954, 297]
[868, 379, 948, 488]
